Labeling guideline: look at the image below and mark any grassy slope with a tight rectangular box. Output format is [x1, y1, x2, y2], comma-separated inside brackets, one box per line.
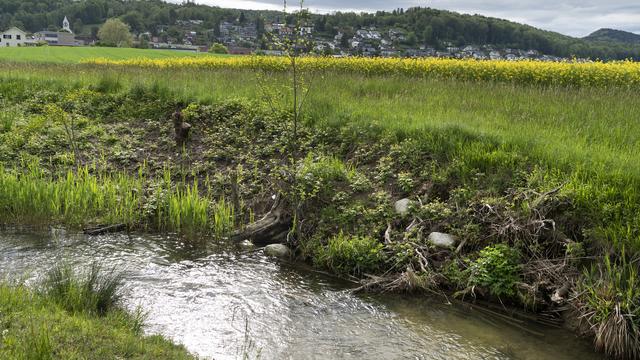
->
[2, 64, 639, 251]
[3, 64, 637, 178]
[0, 284, 193, 359]
[0, 60, 639, 358]
[0, 46, 226, 63]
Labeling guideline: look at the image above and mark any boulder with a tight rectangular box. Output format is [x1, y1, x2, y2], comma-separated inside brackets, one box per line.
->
[264, 244, 291, 258]
[239, 240, 255, 250]
[394, 198, 412, 215]
[428, 232, 457, 249]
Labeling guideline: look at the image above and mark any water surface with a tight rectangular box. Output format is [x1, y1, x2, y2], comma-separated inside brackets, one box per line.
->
[0, 230, 600, 359]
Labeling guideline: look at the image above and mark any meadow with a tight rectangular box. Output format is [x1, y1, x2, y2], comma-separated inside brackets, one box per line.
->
[1, 52, 639, 358]
[0, 46, 217, 63]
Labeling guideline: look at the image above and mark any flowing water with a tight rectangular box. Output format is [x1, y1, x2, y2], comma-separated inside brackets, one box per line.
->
[0, 229, 601, 360]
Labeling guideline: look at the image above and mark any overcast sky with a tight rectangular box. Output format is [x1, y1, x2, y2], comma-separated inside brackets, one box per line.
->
[186, 0, 640, 37]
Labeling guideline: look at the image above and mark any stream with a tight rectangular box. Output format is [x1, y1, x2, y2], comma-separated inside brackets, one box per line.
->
[0, 229, 601, 360]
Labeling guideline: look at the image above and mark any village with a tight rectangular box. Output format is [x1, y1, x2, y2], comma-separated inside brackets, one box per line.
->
[0, 16, 572, 62]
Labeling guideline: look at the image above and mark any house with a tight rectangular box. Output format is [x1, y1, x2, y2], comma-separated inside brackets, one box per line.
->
[228, 46, 252, 55]
[0, 27, 28, 47]
[489, 51, 502, 60]
[219, 21, 257, 44]
[34, 31, 81, 46]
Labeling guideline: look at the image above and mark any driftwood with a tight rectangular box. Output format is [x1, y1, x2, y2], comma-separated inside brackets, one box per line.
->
[230, 196, 291, 245]
[84, 223, 127, 236]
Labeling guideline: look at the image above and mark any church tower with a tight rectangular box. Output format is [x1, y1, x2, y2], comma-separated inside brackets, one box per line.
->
[62, 16, 72, 33]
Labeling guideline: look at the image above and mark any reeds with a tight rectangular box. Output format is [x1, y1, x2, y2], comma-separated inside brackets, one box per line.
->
[0, 163, 234, 236]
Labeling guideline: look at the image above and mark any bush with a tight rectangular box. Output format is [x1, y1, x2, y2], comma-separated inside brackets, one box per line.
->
[209, 43, 228, 54]
[314, 232, 386, 276]
[460, 244, 521, 298]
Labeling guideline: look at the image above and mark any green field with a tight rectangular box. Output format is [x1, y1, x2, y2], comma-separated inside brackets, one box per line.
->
[1, 52, 639, 358]
[0, 46, 222, 63]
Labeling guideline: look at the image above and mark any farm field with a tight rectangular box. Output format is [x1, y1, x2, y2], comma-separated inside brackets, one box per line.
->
[0, 52, 639, 359]
[0, 46, 220, 63]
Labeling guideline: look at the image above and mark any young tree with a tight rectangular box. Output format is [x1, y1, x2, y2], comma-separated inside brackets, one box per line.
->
[97, 18, 132, 47]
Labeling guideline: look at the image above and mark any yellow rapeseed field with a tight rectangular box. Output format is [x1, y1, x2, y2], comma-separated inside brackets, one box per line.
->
[84, 56, 640, 88]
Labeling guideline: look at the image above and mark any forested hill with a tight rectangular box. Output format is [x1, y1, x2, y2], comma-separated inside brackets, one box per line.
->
[584, 28, 640, 45]
[1, 0, 639, 60]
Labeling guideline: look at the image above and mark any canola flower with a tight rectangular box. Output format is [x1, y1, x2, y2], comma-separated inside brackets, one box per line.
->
[84, 56, 640, 88]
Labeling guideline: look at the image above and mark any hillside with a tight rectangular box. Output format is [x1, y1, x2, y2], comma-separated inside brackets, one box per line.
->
[585, 28, 640, 44]
[0, 0, 638, 60]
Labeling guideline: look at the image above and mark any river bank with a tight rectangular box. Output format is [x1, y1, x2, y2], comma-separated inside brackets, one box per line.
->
[0, 66, 638, 358]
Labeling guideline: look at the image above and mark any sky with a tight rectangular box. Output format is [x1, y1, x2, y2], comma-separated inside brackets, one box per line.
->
[184, 0, 640, 37]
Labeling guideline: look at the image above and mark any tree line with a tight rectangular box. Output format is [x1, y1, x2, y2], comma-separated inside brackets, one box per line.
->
[0, 0, 638, 60]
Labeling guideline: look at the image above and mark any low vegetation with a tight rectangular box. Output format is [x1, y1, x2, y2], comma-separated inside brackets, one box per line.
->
[86, 56, 640, 88]
[0, 55, 639, 358]
[0, 265, 193, 359]
[0, 47, 212, 64]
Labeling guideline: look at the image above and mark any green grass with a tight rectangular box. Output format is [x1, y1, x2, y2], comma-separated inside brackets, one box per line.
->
[0, 63, 638, 250]
[0, 267, 193, 359]
[1, 60, 639, 358]
[0, 46, 228, 64]
[1, 63, 637, 178]
[0, 163, 234, 236]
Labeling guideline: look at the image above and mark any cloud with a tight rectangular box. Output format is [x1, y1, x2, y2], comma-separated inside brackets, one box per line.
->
[188, 0, 640, 36]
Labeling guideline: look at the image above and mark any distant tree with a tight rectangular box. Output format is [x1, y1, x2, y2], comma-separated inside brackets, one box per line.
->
[209, 43, 228, 54]
[121, 11, 143, 33]
[256, 16, 265, 37]
[90, 26, 100, 38]
[97, 18, 132, 47]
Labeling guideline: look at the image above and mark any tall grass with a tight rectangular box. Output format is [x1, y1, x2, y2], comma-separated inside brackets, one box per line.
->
[0, 163, 234, 236]
[0, 162, 144, 226]
[40, 263, 123, 316]
[578, 253, 640, 359]
[154, 168, 234, 236]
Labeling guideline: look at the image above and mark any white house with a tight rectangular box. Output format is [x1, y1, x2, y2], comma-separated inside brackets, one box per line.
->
[0, 27, 27, 47]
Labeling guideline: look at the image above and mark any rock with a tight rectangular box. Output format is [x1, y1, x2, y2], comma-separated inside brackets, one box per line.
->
[239, 240, 255, 250]
[428, 232, 457, 249]
[264, 244, 291, 258]
[394, 198, 412, 215]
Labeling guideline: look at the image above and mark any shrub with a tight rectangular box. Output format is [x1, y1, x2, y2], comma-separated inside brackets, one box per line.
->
[463, 244, 521, 298]
[209, 43, 229, 54]
[314, 233, 386, 276]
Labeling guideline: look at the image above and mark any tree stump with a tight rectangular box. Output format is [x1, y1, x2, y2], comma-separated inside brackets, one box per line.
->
[172, 110, 191, 147]
[230, 196, 291, 245]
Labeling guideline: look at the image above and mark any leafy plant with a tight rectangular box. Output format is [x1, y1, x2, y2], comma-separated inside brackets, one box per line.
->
[462, 244, 521, 298]
[314, 232, 386, 276]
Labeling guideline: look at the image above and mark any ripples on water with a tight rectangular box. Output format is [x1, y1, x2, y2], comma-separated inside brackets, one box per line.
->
[0, 230, 600, 360]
